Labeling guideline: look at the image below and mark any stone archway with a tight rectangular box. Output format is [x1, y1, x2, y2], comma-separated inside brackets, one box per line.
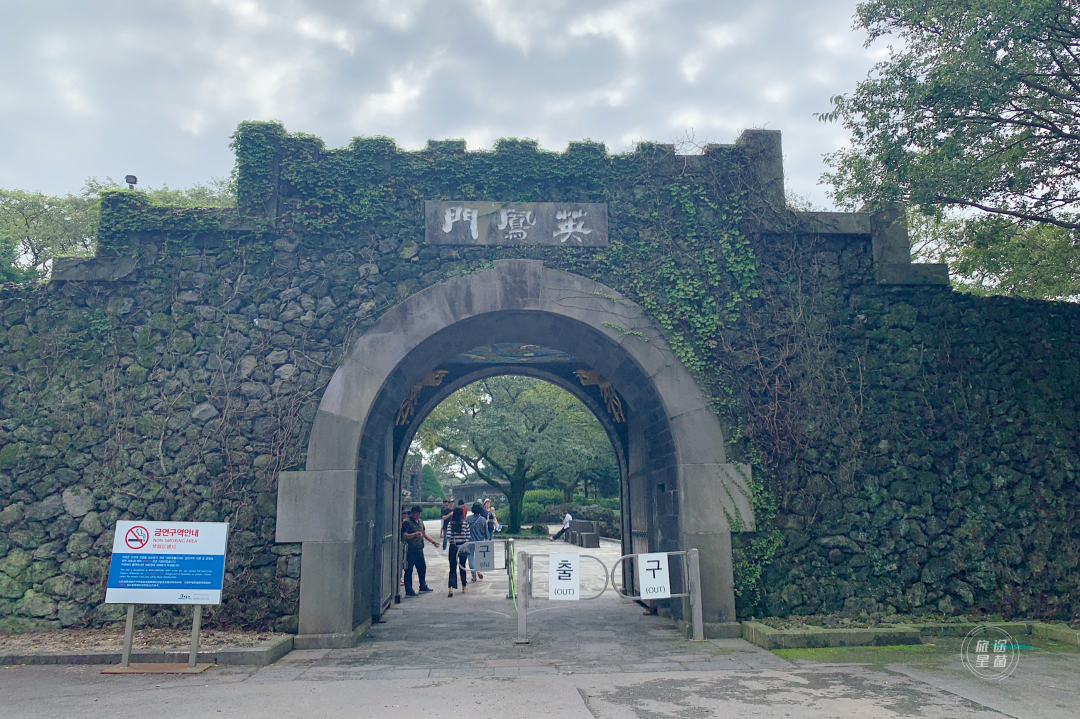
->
[276, 260, 752, 639]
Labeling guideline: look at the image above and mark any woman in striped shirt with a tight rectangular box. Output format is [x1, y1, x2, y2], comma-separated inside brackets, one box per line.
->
[446, 506, 470, 596]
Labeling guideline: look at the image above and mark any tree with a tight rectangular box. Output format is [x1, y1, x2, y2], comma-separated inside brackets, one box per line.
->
[911, 212, 1080, 300]
[0, 177, 235, 278]
[0, 190, 96, 276]
[414, 376, 616, 532]
[820, 0, 1080, 300]
[420, 464, 445, 501]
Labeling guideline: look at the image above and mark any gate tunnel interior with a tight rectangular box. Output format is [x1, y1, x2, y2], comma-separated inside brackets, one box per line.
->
[276, 260, 753, 640]
[392, 362, 630, 527]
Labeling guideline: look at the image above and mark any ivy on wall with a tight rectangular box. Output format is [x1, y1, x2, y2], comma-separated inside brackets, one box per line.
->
[1, 121, 1078, 634]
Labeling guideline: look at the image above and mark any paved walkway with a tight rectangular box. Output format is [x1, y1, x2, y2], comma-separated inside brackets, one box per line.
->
[289, 537, 793, 679]
[1, 535, 1077, 717]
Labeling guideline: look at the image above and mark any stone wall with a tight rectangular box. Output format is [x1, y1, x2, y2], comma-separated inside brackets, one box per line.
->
[0, 121, 1077, 632]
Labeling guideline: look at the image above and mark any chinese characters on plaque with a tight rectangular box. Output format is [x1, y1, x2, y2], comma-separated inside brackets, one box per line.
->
[425, 201, 608, 246]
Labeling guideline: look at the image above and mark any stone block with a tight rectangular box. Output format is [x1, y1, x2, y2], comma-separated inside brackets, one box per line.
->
[682, 531, 736, 623]
[298, 541, 355, 635]
[276, 470, 357, 543]
[61, 487, 95, 517]
[703, 621, 743, 639]
[796, 211, 871, 235]
[1033, 623, 1080, 646]
[305, 411, 362, 471]
[741, 621, 922, 649]
[51, 257, 136, 282]
[871, 205, 911, 265]
[670, 409, 728, 465]
[876, 263, 950, 285]
[679, 463, 754, 533]
[578, 533, 600, 548]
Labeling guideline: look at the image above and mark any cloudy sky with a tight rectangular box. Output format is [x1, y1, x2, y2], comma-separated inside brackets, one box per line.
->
[1, 0, 885, 207]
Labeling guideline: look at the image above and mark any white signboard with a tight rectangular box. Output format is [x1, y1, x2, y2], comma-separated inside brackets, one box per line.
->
[472, 541, 496, 571]
[105, 521, 229, 605]
[548, 553, 579, 601]
[638, 552, 671, 600]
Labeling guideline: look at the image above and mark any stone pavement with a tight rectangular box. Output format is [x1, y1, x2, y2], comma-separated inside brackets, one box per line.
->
[0, 536, 1076, 717]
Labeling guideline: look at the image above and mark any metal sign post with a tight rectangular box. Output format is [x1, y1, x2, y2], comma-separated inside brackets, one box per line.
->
[516, 550, 530, 644]
[104, 521, 228, 673]
[188, 605, 203, 668]
[687, 549, 704, 642]
[514, 551, 609, 644]
[120, 604, 135, 667]
[610, 550, 705, 641]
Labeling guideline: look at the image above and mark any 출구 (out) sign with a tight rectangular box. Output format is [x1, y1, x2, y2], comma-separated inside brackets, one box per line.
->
[105, 521, 229, 605]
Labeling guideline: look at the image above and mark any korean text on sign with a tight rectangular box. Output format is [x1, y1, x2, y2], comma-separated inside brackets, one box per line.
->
[472, 541, 496, 571]
[105, 521, 229, 605]
[548, 553, 580, 601]
[637, 553, 671, 600]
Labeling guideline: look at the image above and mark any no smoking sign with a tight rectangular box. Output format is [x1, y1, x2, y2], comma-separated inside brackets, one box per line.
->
[124, 525, 149, 550]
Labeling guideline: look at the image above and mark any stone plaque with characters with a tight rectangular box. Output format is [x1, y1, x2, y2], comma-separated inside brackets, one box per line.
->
[424, 201, 608, 246]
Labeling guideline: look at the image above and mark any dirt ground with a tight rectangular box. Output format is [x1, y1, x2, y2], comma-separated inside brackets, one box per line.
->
[0, 627, 285, 653]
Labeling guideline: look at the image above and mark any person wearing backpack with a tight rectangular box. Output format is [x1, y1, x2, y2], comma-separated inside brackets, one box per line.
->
[466, 501, 488, 582]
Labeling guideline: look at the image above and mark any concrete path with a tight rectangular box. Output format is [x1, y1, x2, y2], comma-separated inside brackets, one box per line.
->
[0, 535, 1075, 717]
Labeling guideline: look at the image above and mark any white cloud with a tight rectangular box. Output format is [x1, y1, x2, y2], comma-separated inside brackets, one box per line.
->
[0, 0, 877, 208]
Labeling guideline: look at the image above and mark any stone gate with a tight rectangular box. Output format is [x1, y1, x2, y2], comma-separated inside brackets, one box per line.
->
[0, 122, 1077, 636]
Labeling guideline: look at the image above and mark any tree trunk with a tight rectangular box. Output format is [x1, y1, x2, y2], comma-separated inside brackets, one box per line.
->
[507, 481, 527, 533]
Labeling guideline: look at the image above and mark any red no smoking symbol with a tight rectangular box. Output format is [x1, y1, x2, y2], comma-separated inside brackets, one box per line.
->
[125, 525, 149, 550]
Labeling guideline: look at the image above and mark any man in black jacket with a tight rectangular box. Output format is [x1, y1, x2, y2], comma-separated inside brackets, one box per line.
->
[401, 505, 438, 596]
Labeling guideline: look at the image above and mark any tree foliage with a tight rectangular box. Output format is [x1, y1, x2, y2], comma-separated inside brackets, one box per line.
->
[822, 0, 1080, 227]
[414, 375, 616, 532]
[0, 177, 235, 279]
[911, 212, 1080, 300]
[419, 464, 445, 500]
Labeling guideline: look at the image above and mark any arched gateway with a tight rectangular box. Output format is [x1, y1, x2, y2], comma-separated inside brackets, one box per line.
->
[276, 259, 753, 638]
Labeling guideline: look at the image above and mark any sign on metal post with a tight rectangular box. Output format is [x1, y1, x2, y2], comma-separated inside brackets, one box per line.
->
[106, 522, 229, 604]
[548, 553, 580, 601]
[472, 541, 496, 571]
[637, 553, 671, 600]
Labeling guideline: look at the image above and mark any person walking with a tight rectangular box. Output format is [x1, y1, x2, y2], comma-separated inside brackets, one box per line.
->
[439, 499, 454, 550]
[400, 504, 438, 596]
[466, 501, 488, 582]
[551, 510, 573, 541]
[445, 505, 470, 597]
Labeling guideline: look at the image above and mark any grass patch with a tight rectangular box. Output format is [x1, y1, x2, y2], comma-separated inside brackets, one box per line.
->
[773, 641, 956, 667]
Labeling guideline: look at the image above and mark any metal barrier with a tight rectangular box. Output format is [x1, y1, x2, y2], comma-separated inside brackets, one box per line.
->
[515, 551, 610, 644]
[454, 538, 514, 571]
[609, 548, 704, 641]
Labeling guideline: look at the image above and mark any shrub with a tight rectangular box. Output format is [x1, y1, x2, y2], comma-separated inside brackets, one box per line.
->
[524, 489, 563, 506]
[519, 501, 543, 524]
[529, 523, 549, 535]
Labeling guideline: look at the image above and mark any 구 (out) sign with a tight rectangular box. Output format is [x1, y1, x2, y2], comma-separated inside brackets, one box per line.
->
[106, 521, 229, 605]
[638, 553, 671, 600]
[548, 553, 580, 601]
[472, 541, 496, 572]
